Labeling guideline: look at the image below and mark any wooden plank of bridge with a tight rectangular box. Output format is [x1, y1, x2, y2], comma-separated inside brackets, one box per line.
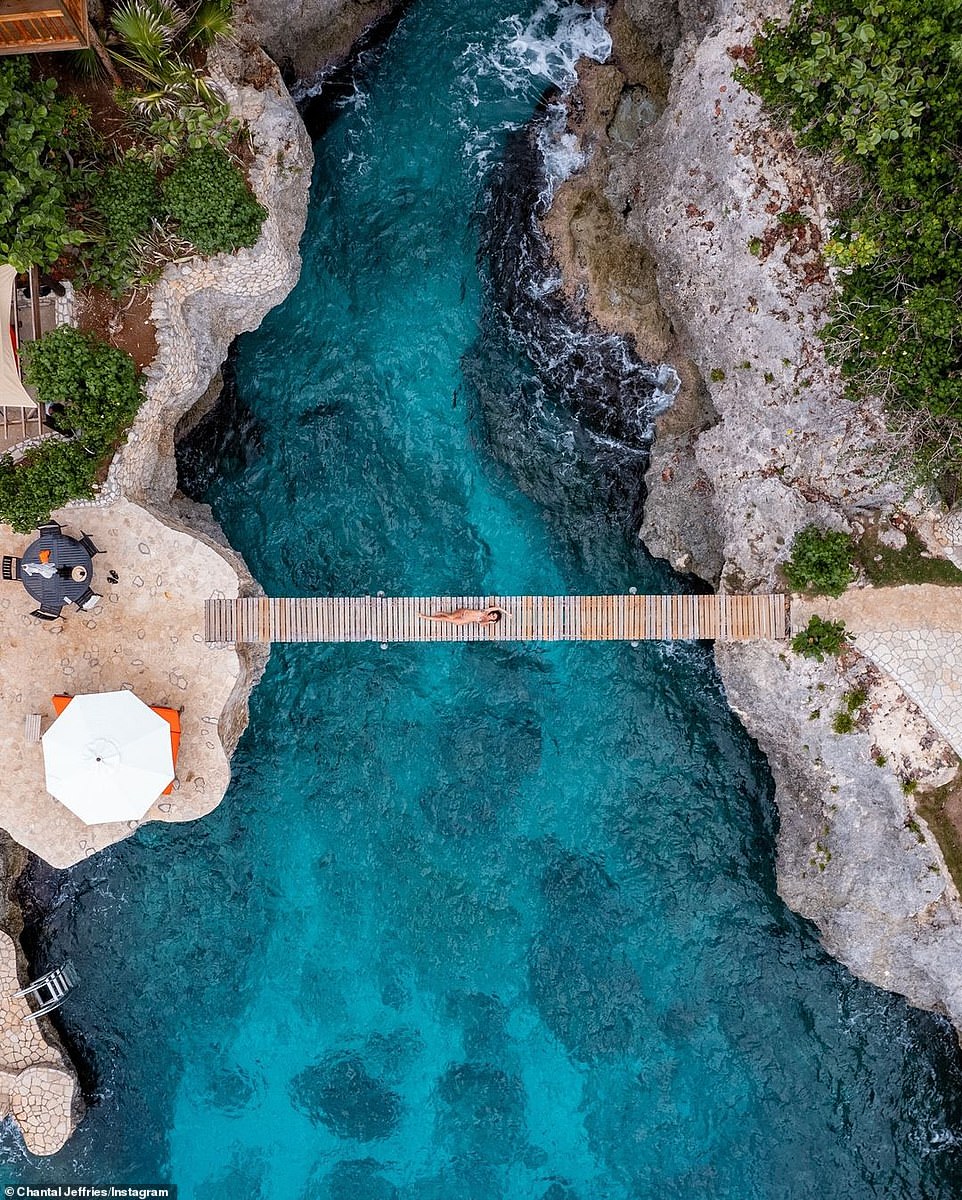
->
[633, 594, 645, 640]
[698, 596, 712, 640]
[737, 595, 752, 640]
[732, 595, 746, 640]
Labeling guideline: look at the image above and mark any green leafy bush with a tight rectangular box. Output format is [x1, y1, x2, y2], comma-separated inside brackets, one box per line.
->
[0, 328, 145, 530]
[161, 147, 266, 256]
[22, 326, 143, 455]
[0, 60, 85, 270]
[791, 614, 849, 661]
[832, 710, 855, 734]
[784, 526, 855, 596]
[139, 105, 240, 163]
[737, 0, 962, 471]
[89, 159, 159, 249]
[0, 442, 99, 533]
[83, 158, 162, 293]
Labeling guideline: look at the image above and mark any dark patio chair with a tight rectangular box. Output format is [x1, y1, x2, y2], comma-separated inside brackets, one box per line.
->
[2, 555, 20, 581]
[78, 532, 102, 557]
[76, 588, 101, 611]
[38, 520, 62, 538]
[31, 608, 62, 622]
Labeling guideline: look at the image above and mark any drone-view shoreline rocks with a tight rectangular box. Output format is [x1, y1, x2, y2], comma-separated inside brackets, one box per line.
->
[3, 0, 962, 1158]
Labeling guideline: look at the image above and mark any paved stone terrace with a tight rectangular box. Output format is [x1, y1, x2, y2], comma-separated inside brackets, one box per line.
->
[0, 498, 243, 869]
[0, 930, 77, 1155]
[792, 585, 962, 756]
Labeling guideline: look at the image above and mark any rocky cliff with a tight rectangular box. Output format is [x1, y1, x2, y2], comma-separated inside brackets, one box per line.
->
[543, 0, 962, 1032]
[236, 0, 405, 87]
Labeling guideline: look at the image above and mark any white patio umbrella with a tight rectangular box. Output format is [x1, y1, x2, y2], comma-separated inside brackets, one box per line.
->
[42, 691, 175, 825]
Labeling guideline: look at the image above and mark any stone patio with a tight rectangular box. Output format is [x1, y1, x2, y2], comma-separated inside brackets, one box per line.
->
[792, 585, 962, 757]
[0, 930, 79, 1154]
[0, 497, 244, 869]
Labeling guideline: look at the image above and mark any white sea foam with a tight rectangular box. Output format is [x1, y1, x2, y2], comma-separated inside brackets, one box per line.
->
[499, 1, 612, 92]
[458, 2, 611, 114]
[536, 101, 585, 206]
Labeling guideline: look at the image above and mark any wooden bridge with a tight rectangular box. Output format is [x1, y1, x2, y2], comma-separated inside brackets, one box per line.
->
[205, 593, 788, 645]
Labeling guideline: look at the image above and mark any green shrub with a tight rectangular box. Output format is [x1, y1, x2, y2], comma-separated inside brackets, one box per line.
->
[0, 328, 145, 530]
[0, 442, 98, 533]
[22, 326, 143, 456]
[842, 685, 868, 712]
[832, 710, 855, 734]
[84, 158, 162, 293]
[0, 60, 86, 271]
[736, 0, 962, 470]
[90, 158, 159, 248]
[791, 614, 849, 661]
[784, 526, 855, 596]
[161, 147, 266, 256]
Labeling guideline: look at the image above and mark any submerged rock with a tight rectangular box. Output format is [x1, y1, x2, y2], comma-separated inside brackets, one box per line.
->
[435, 1061, 527, 1163]
[291, 1052, 403, 1141]
[527, 846, 645, 1060]
[318, 1158, 398, 1200]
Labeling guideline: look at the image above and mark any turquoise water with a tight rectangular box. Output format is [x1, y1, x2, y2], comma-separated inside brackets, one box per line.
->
[6, 2, 962, 1196]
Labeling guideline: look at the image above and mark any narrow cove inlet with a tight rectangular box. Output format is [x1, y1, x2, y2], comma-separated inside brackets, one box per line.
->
[6, 1, 962, 1195]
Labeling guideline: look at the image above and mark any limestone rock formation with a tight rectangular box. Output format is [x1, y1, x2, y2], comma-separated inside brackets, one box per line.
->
[541, 0, 962, 1032]
[237, 0, 404, 85]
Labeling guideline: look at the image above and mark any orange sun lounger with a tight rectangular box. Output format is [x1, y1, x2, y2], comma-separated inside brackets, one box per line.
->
[51, 694, 180, 795]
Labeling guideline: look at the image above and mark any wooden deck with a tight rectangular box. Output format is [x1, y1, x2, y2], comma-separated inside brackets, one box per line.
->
[205, 594, 788, 645]
[0, 0, 89, 54]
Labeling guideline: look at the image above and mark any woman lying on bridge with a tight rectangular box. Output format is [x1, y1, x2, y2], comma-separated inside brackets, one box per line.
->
[418, 606, 510, 626]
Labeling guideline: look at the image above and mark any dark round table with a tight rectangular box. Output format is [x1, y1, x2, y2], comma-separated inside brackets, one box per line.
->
[21, 529, 94, 615]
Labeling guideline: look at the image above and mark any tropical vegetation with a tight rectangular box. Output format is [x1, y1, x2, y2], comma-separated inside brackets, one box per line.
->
[783, 525, 855, 596]
[0, 329, 144, 531]
[737, 0, 962, 479]
[162, 147, 267, 256]
[0, 0, 268, 521]
[791, 614, 850, 660]
[0, 61, 86, 271]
